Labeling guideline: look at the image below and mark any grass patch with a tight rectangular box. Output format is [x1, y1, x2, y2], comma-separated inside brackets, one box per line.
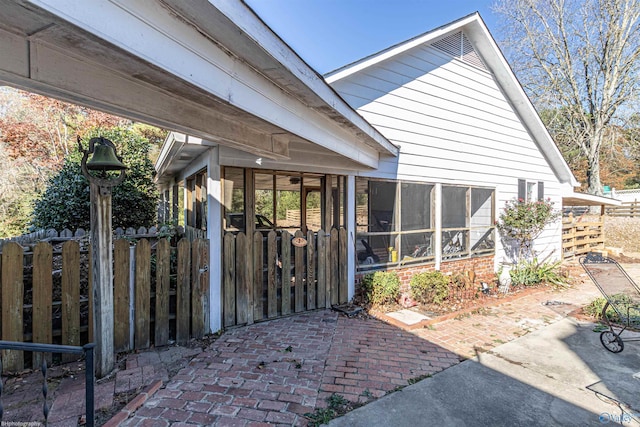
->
[305, 394, 358, 426]
[407, 373, 432, 385]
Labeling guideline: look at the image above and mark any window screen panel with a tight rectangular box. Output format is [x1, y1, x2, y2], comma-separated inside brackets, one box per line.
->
[369, 181, 397, 232]
[442, 186, 467, 228]
[471, 188, 493, 227]
[401, 182, 433, 231]
[223, 167, 245, 231]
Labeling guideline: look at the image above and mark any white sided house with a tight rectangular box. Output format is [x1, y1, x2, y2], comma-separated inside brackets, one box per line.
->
[325, 14, 580, 275]
[155, 13, 580, 331]
[0, 0, 579, 335]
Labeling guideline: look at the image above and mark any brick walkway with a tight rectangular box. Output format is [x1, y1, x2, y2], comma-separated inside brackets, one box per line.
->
[121, 310, 463, 426]
[414, 281, 601, 359]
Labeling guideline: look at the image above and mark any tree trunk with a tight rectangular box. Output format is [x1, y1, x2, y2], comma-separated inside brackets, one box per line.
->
[586, 126, 604, 196]
[586, 149, 602, 195]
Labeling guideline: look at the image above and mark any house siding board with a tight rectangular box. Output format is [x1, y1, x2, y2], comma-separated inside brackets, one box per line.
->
[357, 97, 532, 144]
[331, 46, 563, 262]
[361, 46, 504, 102]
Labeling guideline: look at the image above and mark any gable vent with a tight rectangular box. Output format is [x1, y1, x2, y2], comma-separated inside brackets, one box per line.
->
[431, 31, 487, 71]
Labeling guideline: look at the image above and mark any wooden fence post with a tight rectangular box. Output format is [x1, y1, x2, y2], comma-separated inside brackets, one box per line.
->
[279, 231, 290, 316]
[191, 239, 209, 338]
[176, 238, 191, 344]
[62, 241, 80, 362]
[294, 230, 304, 313]
[306, 230, 316, 310]
[113, 239, 130, 352]
[155, 239, 170, 347]
[235, 233, 250, 326]
[89, 180, 115, 378]
[267, 230, 284, 319]
[223, 233, 236, 327]
[32, 242, 52, 368]
[317, 229, 328, 309]
[1, 243, 23, 372]
[134, 239, 150, 350]
[253, 232, 264, 322]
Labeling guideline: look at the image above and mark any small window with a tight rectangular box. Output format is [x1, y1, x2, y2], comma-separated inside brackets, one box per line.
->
[518, 179, 545, 202]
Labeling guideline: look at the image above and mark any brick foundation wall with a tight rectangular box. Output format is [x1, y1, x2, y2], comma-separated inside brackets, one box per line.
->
[356, 255, 495, 295]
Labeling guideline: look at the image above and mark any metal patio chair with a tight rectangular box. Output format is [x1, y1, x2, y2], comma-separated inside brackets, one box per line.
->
[579, 252, 640, 353]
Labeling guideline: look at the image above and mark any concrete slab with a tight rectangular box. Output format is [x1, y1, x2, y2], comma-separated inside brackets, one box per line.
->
[385, 309, 431, 325]
[328, 318, 640, 427]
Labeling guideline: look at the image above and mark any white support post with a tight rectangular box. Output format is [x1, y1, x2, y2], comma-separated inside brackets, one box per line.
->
[183, 180, 189, 228]
[346, 175, 356, 301]
[434, 183, 442, 270]
[207, 147, 222, 333]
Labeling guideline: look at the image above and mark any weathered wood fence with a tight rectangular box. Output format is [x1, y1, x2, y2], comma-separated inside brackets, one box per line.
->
[606, 201, 640, 217]
[222, 227, 348, 328]
[561, 214, 604, 259]
[0, 236, 208, 372]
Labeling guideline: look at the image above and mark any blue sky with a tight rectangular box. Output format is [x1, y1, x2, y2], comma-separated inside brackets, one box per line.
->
[245, 0, 500, 74]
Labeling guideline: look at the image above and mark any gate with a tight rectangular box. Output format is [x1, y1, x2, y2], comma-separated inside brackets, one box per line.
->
[222, 227, 348, 327]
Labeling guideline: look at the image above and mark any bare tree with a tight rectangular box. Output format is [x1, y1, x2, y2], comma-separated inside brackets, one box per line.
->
[494, 0, 640, 195]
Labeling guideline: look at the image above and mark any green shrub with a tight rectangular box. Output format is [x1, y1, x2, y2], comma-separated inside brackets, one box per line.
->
[496, 198, 559, 260]
[31, 126, 159, 231]
[410, 271, 450, 305]
[360, 271, 400, 306]
[509, 258, 568, 287]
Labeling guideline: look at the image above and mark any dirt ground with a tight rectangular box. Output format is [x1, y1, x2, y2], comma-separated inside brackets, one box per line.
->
[592, 216, 640, 258]
[602, 215, 640, 254]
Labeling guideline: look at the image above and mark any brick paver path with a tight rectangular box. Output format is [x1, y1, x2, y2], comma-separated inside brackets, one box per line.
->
[121, 310, 461, 426]
[122, 266, 605, 426]
[414, 280, 601, 359]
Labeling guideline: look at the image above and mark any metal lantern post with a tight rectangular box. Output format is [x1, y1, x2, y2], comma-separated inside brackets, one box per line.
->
[78, 136, 126, 378]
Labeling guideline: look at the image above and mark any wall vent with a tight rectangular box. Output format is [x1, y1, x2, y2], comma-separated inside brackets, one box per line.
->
[431, 31, 487, 71]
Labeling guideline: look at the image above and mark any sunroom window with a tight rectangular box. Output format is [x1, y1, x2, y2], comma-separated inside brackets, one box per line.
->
[356, 178, 434, 269]
[442, 185, 495, 260]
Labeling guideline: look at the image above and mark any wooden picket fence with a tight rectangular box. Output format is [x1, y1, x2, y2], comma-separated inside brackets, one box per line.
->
[561, 215, 604, 259]
[222, 227, 348, 328]
[0, 236, 208, 372]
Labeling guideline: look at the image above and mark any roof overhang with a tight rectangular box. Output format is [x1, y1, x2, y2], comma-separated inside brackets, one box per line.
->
[562, 192, 622, 207]
[1, 0, 398, 182]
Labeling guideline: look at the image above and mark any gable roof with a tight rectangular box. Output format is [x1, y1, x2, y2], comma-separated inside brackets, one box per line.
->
[325, 13, 579, 187]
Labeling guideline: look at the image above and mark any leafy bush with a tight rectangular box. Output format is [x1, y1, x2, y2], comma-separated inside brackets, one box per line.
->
[509, 258, 568, 287]
[496, 198, 559, 260]
[410, 271, 450, 305]
[31, 126, 160, 231]
[360, 271, 400, 306]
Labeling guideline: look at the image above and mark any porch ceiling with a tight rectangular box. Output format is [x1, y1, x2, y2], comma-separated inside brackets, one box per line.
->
[156, 132, 371, 185]
[0, 0, 395, 172]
